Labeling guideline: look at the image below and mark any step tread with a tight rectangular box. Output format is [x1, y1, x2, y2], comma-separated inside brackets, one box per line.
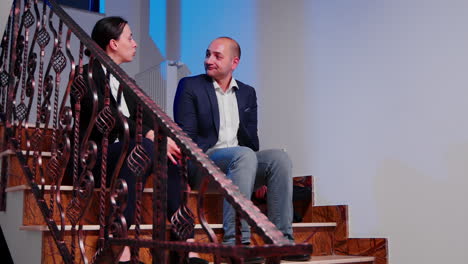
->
[6, 184, 210, 194]
[0, 149, 52, 157]
[206, 255, 375, 264]
[20, 222, 336, 232]
[283, 255, 375, 263]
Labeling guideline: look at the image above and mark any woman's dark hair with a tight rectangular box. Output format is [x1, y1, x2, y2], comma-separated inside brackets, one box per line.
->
[85, 16, 128, 56]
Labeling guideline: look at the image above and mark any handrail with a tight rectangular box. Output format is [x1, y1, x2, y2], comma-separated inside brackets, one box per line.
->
[0, 0, 312, 263]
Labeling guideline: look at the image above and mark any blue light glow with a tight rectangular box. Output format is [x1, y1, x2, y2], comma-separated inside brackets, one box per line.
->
[99, 0, 105, 13]
[180, 0, 256, 84]
[149, 0, 166, 57]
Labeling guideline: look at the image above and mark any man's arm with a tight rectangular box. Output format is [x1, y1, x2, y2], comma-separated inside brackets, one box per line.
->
[173, 77, 199, 142]
[239, 86, 259, 151]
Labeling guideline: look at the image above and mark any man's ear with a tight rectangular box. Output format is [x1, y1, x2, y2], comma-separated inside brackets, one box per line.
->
[231, 56, 240, 71]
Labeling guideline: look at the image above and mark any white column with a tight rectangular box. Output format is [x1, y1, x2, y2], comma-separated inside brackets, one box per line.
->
[166, 0, 180, 61]
[0, 0, 13, 35]
[166, 61, 181, 119]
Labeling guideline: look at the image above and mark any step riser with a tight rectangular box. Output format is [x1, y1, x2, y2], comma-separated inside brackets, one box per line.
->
[307, 206, 387, 264]
[7, 154, 55, 187]
[22, 189, 320, 231]
[42, 229, 333, 263]
[23, 190, 154, 226]
[335, 238, 386, 264]
[6, 127, 54, 152]
[194, 226, 334, 261]
[22, 190, 229, 225]
[42, 230, 154, 264]
[287, 227, 335, 256]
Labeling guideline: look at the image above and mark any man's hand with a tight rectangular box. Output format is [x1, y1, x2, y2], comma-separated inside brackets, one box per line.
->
[145, 130, 181, 165]
[254, 185, 268, 200]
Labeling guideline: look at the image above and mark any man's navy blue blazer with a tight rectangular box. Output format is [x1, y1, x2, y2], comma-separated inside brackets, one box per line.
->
[174, 74, 259, 153]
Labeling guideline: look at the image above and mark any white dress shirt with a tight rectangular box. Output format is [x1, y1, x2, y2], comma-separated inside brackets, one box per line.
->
[208, 78, 240, 152]
[101, 66, 130, 118]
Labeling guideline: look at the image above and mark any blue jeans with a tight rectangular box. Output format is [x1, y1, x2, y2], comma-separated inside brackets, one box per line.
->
[204, 146, 294, 245]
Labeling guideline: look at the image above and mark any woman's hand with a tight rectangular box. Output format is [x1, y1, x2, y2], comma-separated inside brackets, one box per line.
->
[145, 130, 181, 165]
[167, 137, 182, 165]
[145, 130, 155, 141]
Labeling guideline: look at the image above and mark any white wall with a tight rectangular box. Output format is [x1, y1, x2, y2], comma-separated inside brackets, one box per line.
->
[255, 0, 309, 172]
[255, 0, 468, 263]
[0, 0, 13, 34]
[64, 0, 162, 77]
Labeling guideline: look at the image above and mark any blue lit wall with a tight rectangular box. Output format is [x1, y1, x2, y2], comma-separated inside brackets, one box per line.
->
[180, 0, 257, 86]
[100, 0, 105, 13]
[149, 0, 166, 57]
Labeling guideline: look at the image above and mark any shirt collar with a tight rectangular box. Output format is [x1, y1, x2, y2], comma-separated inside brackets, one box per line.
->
[213, 77, 239, 92]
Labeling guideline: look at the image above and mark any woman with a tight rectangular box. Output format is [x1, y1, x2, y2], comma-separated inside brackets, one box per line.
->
[74, 16, 206, 264]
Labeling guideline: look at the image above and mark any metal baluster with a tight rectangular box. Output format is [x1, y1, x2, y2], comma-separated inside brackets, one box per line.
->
[32, 0, 50, 191]
[127, 102, 150, 263]
[96, 69, 115, 248]
[171, 153, 195, 264]
[15, 0, 35, 146]
[151, 123, 168, 263]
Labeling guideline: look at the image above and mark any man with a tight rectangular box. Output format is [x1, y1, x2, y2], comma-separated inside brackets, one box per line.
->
[173, 37, 310, 262]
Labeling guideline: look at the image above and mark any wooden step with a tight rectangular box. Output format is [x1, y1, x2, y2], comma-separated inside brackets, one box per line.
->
[23, 223, 371, 264]
[281, 255, 374, 264]
[306, 205, 387, 264]
[7, 184, 241, 225]
[19, 222, 336, 232]
[0, 125, 54, 152]
[35, 231, 377, 264]
[8, 179, 313, 226]
[3, 143, 387, 263]
[8, 184, 156, 226]
[1, 150, 54, 187]
[207, 256, 376, 264]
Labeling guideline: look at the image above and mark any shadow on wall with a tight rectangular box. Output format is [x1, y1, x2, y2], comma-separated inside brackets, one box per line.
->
[374, 142, 468, 264]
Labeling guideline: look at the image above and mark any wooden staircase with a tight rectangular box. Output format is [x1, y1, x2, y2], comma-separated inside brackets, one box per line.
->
[0, 1, 388, 262]
[1, 149, 388, 263]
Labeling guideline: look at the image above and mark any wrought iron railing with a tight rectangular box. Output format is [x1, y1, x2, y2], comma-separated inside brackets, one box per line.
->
[0, 0, 312, 263]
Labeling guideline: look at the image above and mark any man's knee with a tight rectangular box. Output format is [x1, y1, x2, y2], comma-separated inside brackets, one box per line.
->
[264, 149, 292, 170]
[230, 147, 258, 171]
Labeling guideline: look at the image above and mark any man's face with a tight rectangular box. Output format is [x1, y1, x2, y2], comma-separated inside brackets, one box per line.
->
[204, 38, 239, 81]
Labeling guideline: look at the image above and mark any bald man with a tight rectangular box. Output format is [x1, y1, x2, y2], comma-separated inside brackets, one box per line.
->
[173, 37, 310, 263]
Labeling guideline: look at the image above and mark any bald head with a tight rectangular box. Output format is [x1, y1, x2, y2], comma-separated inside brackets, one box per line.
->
[214, 37, 241, 59]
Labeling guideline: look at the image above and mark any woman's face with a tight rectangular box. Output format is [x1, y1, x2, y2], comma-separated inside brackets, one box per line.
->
[112, 24, 137, 64]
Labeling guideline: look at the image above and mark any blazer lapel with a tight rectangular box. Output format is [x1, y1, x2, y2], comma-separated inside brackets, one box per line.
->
[204, 80, 220, 134]
[235, 85, 246, 125]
